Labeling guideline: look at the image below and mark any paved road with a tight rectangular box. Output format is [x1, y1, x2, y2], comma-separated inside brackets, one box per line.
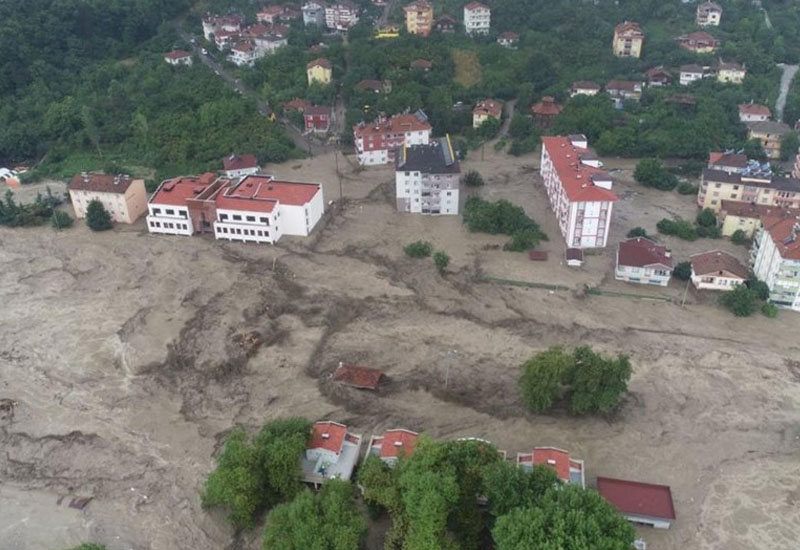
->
[498, 99, 517, 138]
[775, 63, 799, 122]
[752, 0, 773, 29]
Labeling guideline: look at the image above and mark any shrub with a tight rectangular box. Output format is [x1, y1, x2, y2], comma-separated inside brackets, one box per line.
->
[676, 181, 698, 195]
[761, 303, 778, 318]
[51, 210, 74, 230]
[695, 225, 721, 239]
[626, 227, 648, 238]
[673, 261, 692, 281]
[519, 347, 572, 412]
[433, 250, 450, 273]
[404, 240, 433, 258]
[747, 278, 770, 301]
[463, 197, 548, 251]
[145, 179, 159, 193]
[634, 158, 678, 191]
[504, 228, 543, 252]
[696, 208, 717, 228]
[731, 229, 749, 245]
[719, 285, 758, 317]
[463, 170, 485, 187]
[657, 218, 697, 241]
[85, 199, 112, 231]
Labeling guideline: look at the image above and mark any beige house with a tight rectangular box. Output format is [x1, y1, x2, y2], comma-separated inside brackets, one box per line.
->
[690, 250, 748, 291]
[306, 58, 332, 85]
[613, 21, 644, 58]
[717, 62, 746, 84]
[472, 99, 502, 128]
[719, 201, 799, 238]
[747, 120, 791, 160]
[68, 172, 147, 224]
[698, 159, 800, 212]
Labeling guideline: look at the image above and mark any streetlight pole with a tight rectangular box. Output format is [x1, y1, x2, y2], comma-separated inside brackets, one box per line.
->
[445, 349, 458, 389]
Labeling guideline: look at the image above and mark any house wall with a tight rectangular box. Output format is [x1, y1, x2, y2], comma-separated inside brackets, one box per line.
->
[277, 187, 324, 236]
[721, 214, 760, 237]
[680, 72, 703, 86]
[718, 70, 745, 84]
[355, 128, 430, 166]
[70, 179, 147, 224]
[691, 270, 745, 291]
[615, 264, 672, 286]
[751, 228, 800, 311]
[214, 207, 280, 244]
[464, 7, 490, 34]
[307, 66, 332, 85]
[740, 112, 769, 123]
[612, 32, 643, 58]
[147, 203, 194, 236]
[621, 513, 672, 529]
[405, 6, 433, 35]
[395, 171, 459, 215]
[224, 166, 260, 179]
[697, 175, 797, 211]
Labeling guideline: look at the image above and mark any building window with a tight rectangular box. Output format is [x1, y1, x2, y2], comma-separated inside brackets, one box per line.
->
[152, 208, 161, 215]
[259, 217, 268, 223]
[233, 215, 242, 221]
[166, 209, 175, 215]
[219, 213, 228, 221]
[246, 215, 255, 222]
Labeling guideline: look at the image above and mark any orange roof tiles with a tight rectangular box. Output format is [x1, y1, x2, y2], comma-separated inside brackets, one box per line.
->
[762, 215, 800, 260]
[379, 429, 419, 458]
[308, 421, 347, 453]
[333, 364, 383, 389]
[151, 177, 209, 207]
[541, 136, 618, 203]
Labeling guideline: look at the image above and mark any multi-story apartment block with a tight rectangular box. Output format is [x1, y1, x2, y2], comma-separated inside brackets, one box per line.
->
[464, 2, 490, 35]
[696, 1, 722, 26]
[395, 135, 460, 215]
[325, 1, 359, 31]
[353, 110, 432, 166]
[699, 162, 800, 212]
[612, 21, 644, 58]
[302, 1, 326, 27]
[747, 120, 790, 160]
[404, 0, 434, 36]
[68, 172, 148, 224]
[751, 215, 800, 311]
[229, 41, 258, 66]
[145, 173, 324, 244]
[539, 135, 618, 248]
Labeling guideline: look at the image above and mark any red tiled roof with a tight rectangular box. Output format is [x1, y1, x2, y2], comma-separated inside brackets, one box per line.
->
[531, 96, 563, 116]
[284, 98, 311, 111]
[615, 21, 643, 35]
[708, 152, 748, 168]
[411, 59, 432, 69]
[304, 105, 332, 116]
[333, 364, 383, 389]
[541, 136, 618, 203]
[354, 113, 432, 139]
[474, 99, 502, 118]
[738, 103, 771, 117]
[761, 215, 800, 260]
[690, 250, 748, 279]
[379, 429, 419, 458]
[223, 154, 259, 171]
[617, 237, 673, 269]
[165, 50, 191, 59]
[151, 176, 210, 207]
[229, 175, 320, 205]
[464, 2, 489, 11]
[720, 201, 799, 220]
[308, 57, 332, 69]
[498, 32, 519, 40]
[596, 477, 676, 520]
[308, 421, 347, 453]
[572, 80, 600, 91]
[68, 173, 138, 194]
[531, 447, 573, 481]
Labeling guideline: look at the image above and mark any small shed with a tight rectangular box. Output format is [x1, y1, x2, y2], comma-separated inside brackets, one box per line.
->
[332, 362, 383, 390]
[596, 477, 676, 529]
[565, 248, 584, 267]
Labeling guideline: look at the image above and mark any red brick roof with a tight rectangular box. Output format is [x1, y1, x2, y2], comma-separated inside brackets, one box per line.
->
[68, 173, 138, 194]
[596, 477, 676, 520]
[223, 154, 259, 171]
[215, 176, 320, 214]
[531, 96, 563, 116]
[572, 80, 601, 91]
[532, 447, 573, 482]
[617, 237, 673, 269]
[411, 58, 432, 69]
[738, 103, 771, 117]
[761, 215, 800, 260]
[615, 21, 643, 36]
[165, 50, 191, 59]
[464, 2, 489, 11]
[151, 176, 210, 207]
[708, 151, 748, 169]
[353, 113, 432, 139]
[541, 136, 618, 203]
[333, 364, 382, 389]
[308, 421, 347, 454]
[379, 429, 419, 458]
[690, 250, 748, 279]
[474, 99, 503, 118]
[307, 57, 332, 69]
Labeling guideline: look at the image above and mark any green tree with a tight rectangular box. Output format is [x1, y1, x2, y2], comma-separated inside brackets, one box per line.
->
[673, 261, 692, 281]
[696, 208, 717, 228]
[477, 117, 501, 140]
[404, 240, 433, 258]
[51, 210, 73, 230]
[66, 545, 106, 550]
[634, 158, 678, 191]
[482, 461, 560, 518]
[463, 170, 485, 187]
[626, 227, 648, 238]
[780, 131, 799, 161]
[519, 347, 573, 412]
[567, 346, 631, 415]
[677, 181, 698, 195]
[761, 302, 778, 318]
[433, 250, 450, 273]
[747, 278, 770, 301]
[719, 284, 759, 317]
[85, 199, 112, 231]
[492, 485, 635, 550]
[731, 229, 749, 245]
[262, 480, 366, 550]
[744, 138, 767, 161]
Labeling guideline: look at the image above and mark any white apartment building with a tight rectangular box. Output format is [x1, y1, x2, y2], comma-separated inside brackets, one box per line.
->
[353, 111, 432, 166]
[325, 1, 359, 31]
[696, 1, 722, 26]
[202, 14, 244, 41]
[539, 135, 617, 248]
[68, 172, 148, 224]
[464, 2, 490, 35]
[302, 1, 326, 27]
[147, 176, 205, 236]
[229, 41, 258, 66]
[751, 215, 800, 311]
[395, 136, 460, 215]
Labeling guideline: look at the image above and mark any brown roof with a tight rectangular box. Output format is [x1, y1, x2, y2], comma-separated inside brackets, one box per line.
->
[617, 237, 673, 269]
[464, 2, 489, 11]
[606, 80, 640, 92]
[304, 105, 332, 117]
[222, 154, 258, 171]
[284, 97, 311, 111]
[615, 21, 643, 35]
[357, 79, 383, 92]
[474, 99, 503, 118]
[68, 173, 138, 194]
[646, 67, 672, 81]
[565, 248, 584, 261]
[411, 59, 432, 69]
[720, 201, 799, 220]
[761, 215, 800, 260]
[353, 112, 432, 139]
[708, 152, 748, 168]
[531, 96, 563, 116]
[597, 477, 676, 521]
[308, 421, 347, 453]
[165, 50, 191, 59]
[739, 103, 771, 117]
[680, 64, 704, 74]
[690, 250, 748, 279]
[307, 57, 332, 69]
[332, 363, 383, 389]
[572, 80, 601, 91]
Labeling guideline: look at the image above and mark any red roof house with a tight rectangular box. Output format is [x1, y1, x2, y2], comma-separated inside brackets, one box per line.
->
[368, 428, 419, 465]
[302, 421, 363, 485]
[615, 237, 674, 286]
[738, 103, 771, 122]
[332, 362, 383, 389]
[222, 154, 260, 178]
[530, 96, 563, 129]
[596, 477, 676, 529]
[303, 105, 332, 134]
[517, 447, 585, 487]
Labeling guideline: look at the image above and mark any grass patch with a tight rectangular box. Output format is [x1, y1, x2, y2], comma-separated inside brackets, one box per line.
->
[34, 151, 154, 181]
[451, 48, 481, 87]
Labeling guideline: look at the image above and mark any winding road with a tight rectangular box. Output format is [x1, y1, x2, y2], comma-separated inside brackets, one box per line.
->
[775, 63, 799, 122]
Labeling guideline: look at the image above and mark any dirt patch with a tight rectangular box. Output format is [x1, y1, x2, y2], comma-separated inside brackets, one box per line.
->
[451, 48, 481, 87]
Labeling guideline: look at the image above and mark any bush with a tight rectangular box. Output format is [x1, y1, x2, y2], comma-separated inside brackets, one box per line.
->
[634, 158, 678, 191]
[676, 181, 698, 195]
[463, 197, 548, 251]
[85, 199, 112, 231]
[463, 170, 485, 187]
[719, 285, 759, 317]
[656, 218, 697, 241]
[673, 261, 692, 281]
[433, 250, 450, 273]
[504, 228, 542, 252]
[761, 303, 778, 318]
[404, 240, 433, 258]
[519, 347, 572, 412]
[51, 210, 73, 230]
[695, 225, 721, 239]
[696, 208, 717, 228]
[731, 229, 749, 245]
[626, 227, 648, 238]
[145, 179, 159, 193]
[747, 278, 770, 301]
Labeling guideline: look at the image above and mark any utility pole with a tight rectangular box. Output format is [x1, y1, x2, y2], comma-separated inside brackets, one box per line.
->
[681, 277, 691, 307]
[445, 349, 458, 390]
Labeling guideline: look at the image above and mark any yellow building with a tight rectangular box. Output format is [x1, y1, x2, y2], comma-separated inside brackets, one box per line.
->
[717, 61, 746, 84]
[747, 121, 791, 160]
[404, 0, 434, 37]
[307, 58, 332, 85]
[719, 201, 800, 238]
[613, 21, 644, 58]
[68, 172, 148, 224]
[375, 25, 400, 39]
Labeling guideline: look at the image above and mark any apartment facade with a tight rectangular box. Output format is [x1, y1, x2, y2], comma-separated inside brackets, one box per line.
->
[719, 201, 798, 238]
[751, 215, 800, 311]
[302, 1, 326, 26]
[698, 165, 800, 212]
[202, 14, 244, 41]
[395, 136, 460, 215]
[696, 1, 722, 26]
[68, 172, 148, 224]
[404, 0, 434, 36]
[325, 1, 359, 31]
[464, 2, 490, 35]
[690, 250, 748, 291]
[747, 120, 790, 160]
[615, 237, 674, 286]
[539, 135, 617, 248]
[612, 21, 644, 58]
[353, 111, 432, 165]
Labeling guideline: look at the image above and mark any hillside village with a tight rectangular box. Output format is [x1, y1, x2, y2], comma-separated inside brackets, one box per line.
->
[2, 2, 800, 550]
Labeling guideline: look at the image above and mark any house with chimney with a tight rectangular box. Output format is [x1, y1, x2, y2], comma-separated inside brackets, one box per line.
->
[690, 250, 748, 290]
[353, 110, 432, 165]
[222, 154, 260, 178]
[530, 96, 563, 129]
[404, 0, 434, 36]
[612, 21, 644, 58]
[368, 429, 419, 467]
[677, 31, 718, 53]
[473, 99, 503, 128]
[739, 103, 771, 123]
[164, 50, 192, 66]
[615, 237, 674, 286]
[301, 421, 363, 486]
[516, 447, 585, 488]
[395, 135, 460, 215]
[464, 2, 490, 35]
[751, 214, 800, 311]
[696, 1, 722, 26]
[68, 172, 148, 224]
[539, 135, 617, 248]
